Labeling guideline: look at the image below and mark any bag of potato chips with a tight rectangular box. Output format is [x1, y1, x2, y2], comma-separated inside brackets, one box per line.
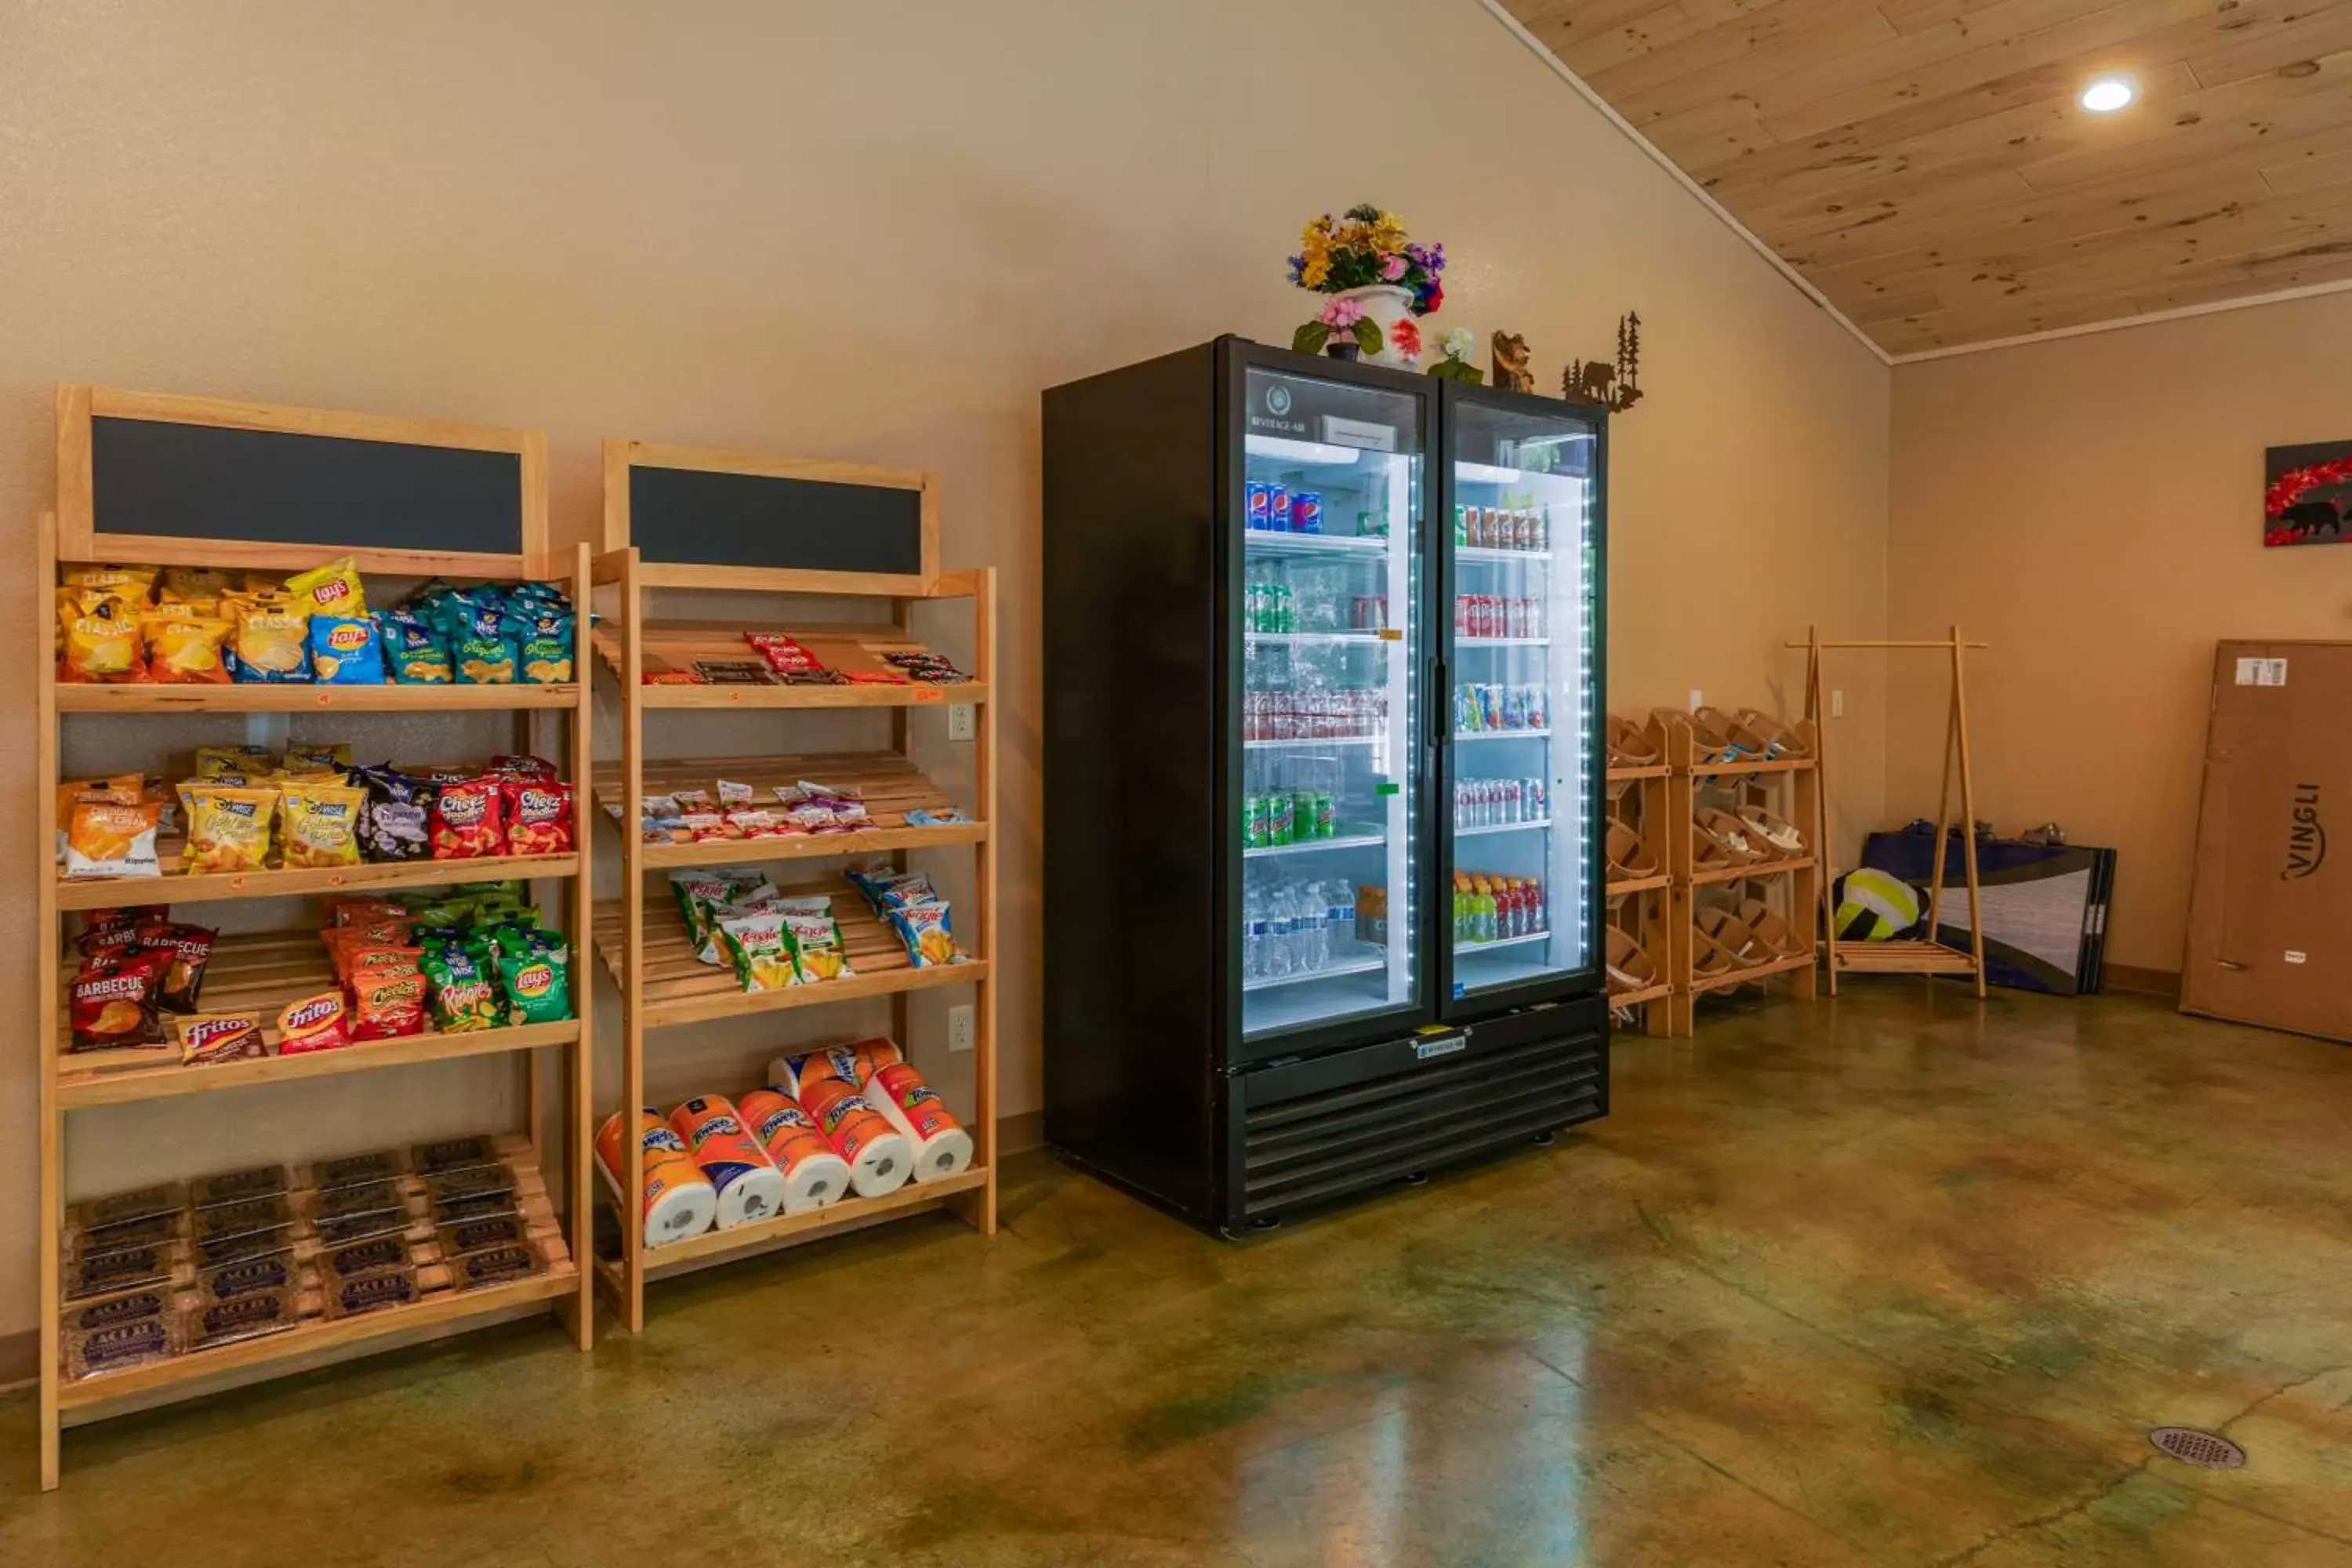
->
[141, 612, 232, 684]
[285, 557, 367, 619]
[178, 786, 279, 874]
[279, 784, 366, 869]
[66, 800, 163, 880]
[60, 603, 145, 682]
[232, 601, 311, 682]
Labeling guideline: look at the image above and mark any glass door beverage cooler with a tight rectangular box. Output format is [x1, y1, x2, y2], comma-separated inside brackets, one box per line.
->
[1043, 338, 1608, 1236]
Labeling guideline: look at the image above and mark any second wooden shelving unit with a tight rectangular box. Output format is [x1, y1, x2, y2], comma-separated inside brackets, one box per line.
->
[591, 442, 997, 1334]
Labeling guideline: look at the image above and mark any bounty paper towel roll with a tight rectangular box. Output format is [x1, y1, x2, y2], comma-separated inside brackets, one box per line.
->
[848, 1038, 974, 1184]
[778, 1054, 910, 1200]
[594, 1109, 717, 1248]
[737, 1088, 851, 1213]
[668, 1096, 788, 1229]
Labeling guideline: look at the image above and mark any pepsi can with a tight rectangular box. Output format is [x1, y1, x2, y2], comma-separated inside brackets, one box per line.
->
[1268, 484, 1292, 532]
[1293, 491, 1323, 535]
[1245, 481, 1270, 531]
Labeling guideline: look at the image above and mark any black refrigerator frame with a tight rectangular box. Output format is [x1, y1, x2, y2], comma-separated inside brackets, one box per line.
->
[1044, 336, 1610, 1236]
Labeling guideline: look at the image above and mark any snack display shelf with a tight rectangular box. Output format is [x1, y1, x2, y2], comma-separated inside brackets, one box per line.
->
[1458, 818, 1553, 838]
[591, 890, 984, 1029]
[60, 1137, 576, 1414]
[604, 1164, 993, 1287]
[1690, 855, 1817, 887]
[56, 850, 582, 911]
[590, 750, 988, 870]
[54, 682, 583, 713]
[591, 622, 985, 710]
[1243, 831, 1387, 861]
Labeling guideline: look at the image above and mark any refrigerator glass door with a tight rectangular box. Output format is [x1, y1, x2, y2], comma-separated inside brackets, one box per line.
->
[1240, 364, 1426, 1041]
[1445, 399, 1599, 999]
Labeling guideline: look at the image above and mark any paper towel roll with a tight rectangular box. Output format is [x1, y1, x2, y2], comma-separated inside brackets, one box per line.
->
[776, 1054, 911, 1200]
[848, 1039, 973, 1184]
[737, 1087, 851, 1213]
[668, 1096, 788, 1229]
[594, 1108, 717, 1247]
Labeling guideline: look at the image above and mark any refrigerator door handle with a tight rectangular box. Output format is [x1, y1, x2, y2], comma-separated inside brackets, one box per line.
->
[1428, 657, 1448, 750]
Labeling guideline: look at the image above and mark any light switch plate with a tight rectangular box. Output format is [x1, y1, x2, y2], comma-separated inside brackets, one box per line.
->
[1688, 688, 1703, 710]
[1831, 688, 1845, 719]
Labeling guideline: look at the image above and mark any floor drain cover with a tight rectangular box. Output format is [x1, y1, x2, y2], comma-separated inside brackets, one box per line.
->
[2149, 1428, 2245, 1469]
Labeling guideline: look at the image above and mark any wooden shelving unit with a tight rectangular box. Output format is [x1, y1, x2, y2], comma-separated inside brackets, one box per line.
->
[1602, 728, 1673, 1029]
[593, 441, 996, 1334]
[1655, 713, 1822, 1036]
[34, 388, 596, 1489]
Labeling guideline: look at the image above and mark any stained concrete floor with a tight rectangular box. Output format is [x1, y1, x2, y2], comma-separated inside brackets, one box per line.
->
[5, 986, 2351, 1566]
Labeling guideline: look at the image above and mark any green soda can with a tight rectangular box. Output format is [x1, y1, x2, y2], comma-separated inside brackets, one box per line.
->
[1244, 794, 1269, 850]
[1269, 792, 1294, 845]
[1312, 791, 1337, 839]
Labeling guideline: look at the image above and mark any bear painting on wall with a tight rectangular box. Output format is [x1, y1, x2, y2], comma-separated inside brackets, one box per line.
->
[2265, 439, 2352, 547]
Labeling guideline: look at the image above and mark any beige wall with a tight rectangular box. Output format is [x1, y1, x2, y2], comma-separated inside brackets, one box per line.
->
[1889, 290, 2352, 975]
[0, 2, 1890, 1341]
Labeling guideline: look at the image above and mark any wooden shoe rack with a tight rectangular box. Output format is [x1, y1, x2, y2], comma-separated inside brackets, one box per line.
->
[1602, 716, 1671, 1030]
[592, 441, 996, 1333]
[1654, 710, 1821, 1035]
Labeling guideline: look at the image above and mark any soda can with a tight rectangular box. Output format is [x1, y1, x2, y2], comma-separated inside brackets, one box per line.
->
[1533, 507, 1549, 551]
[1474, 683, 1499, 730]
[1526, 684, 1549, 730]
[1526, 779, 1548, 820]
[1359, 507, 1387, 539]
[1503, 685, 1527, 731]
[1476, 595, 1497, 640]
[1508, 597, 1530, 639]
[1245, 795, 1270, 849]
[1293, 491, 1323, 535]
[1269, 793, 1294, 845]
[1454, 505, 1468, 546]
[1454, 685, 1478, 735]
[1515, 510, 1536, 550]
[1312, 792, 1336, 839]
[1245, 481, 1269, 532]
[1269, 484, 1292, 532]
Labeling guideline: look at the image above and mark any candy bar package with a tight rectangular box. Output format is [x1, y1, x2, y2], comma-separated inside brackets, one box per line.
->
[324, 1266, 422, 1319]
[190, 1192, 294, 1244]
[319, 1233, 415, 1284]
[303, 1146, 410, 1192]
[430, 1185, 520, 1229]
[186, 1287, 299, 1350]
[67, 1313, 182, 1381]
[64, 1238, 183, 1301]
[73, 1181, 187, 1234]
[437, 1211, 530, 1258]
[411, 1134, 501, 1177]
[191, 1163, 289, 1209]
[196, 1252, 299, 1304]
[423, 1163, 515, 1207]
[65, 1287, 172, 1336]
[313, 1177, 408, 1223]
[71, 1207, 185, 1254]
[314, 1206, 415, 1247]
[445, 1241, 545, 1292]
[194, 1225, 299, 1271]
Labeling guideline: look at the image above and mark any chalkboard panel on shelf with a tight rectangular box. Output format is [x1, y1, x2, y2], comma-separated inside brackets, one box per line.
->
[630, 464, 924, 576]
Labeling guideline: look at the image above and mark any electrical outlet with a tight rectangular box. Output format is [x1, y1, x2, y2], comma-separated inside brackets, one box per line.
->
[947, 703, 976, 742]
[1688, 688, 1703, 710]
[947, 1004, 975, 1052]
[1831, 688, 1845, 719]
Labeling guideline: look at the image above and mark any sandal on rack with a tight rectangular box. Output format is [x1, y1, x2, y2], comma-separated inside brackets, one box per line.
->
[1733, 803, 1807, 860]
[1606, 713, 1661, 769]
[1736, 898, 1807, 960]
[1694, 907, 1769, 972]
[1735, 710, 1809, 760]
[1692, 808, 1766, 867]
[1606, 819, 1660, 881]
[1605, 927, 1661, 996]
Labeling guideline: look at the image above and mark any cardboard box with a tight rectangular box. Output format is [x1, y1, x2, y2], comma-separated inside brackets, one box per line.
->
[2180, 641, 2352, 1040]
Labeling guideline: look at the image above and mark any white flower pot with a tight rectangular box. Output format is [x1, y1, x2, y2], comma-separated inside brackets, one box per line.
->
[1334, 285, 1417, 368]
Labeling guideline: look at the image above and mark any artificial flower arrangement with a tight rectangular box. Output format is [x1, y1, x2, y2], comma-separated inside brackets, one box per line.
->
[1427, 327, 1484, 384]
[1288, 205, 1447, 360]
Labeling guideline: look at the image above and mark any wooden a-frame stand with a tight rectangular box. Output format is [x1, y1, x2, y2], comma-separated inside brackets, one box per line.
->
[1795, 627, 1989, 998]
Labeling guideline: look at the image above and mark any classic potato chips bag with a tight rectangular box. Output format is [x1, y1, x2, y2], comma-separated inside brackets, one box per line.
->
[285, 557, 367, 619]
[141, 612, 232, 684]
[161, 567, 236, 605]
[60, 604, 144, 682]
[233, 602, 311, 682]
[279, 784, 365, 869]
[179, 786, 278, 874]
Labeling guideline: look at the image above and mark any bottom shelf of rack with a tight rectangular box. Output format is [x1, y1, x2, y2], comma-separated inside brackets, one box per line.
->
[1607, 982, 1672, 1009]
[60, 1265, 579, 1418]
[1831, 940, 1976, 975]
[1690, 949, 1817, 996]
[604, 1166, 990, 1287]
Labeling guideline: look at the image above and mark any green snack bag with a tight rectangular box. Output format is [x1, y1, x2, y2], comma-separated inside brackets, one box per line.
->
[495, 940, 572, 1025]
[420, 946, 500, 1033]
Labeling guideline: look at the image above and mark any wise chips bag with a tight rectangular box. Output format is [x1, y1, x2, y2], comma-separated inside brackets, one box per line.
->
[279, 784, 366, 869]
[179, 785, 278, 874]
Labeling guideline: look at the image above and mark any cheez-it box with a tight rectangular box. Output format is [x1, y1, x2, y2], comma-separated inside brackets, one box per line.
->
[2181, 640, 2352, 1040]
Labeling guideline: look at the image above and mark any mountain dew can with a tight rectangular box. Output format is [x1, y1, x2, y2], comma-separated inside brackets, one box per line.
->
[1245, 795, 1270, 850]
[1311, 791, 1337, 839]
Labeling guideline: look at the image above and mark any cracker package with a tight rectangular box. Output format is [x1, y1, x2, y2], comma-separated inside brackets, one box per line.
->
[718, 909, 795, 993]
[428, 779, 504, 858]
[172, 1011, 265, 1066]
[502, 780, 573, 855]
[186, 1288, 299, 1349]
[379, 608, 452, 684]
[179, 785, 278, 874]
[308, 615, 384, 683]
[784, 909, 853, 982]
[66, 799, 163, 880]
[285, 557, 367, 619]
[279, 783, 366, 869]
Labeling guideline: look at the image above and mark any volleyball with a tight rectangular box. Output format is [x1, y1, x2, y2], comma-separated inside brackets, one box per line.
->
[1833, 869, 1921, 942]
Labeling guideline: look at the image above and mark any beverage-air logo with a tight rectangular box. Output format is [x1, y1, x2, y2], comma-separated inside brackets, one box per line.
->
[1266, 384, 1292, 417]
[1247, 379, 1307, 437]
[2284, 783, 2326, 880]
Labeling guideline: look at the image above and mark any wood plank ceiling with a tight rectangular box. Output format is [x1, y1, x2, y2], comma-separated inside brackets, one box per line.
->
[1504, 0, 2352, 354]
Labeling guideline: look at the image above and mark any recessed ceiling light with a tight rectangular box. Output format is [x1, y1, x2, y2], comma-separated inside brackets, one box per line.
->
[2080, 76, 2136, 112]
